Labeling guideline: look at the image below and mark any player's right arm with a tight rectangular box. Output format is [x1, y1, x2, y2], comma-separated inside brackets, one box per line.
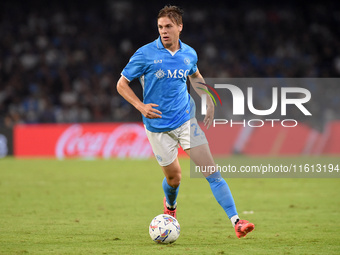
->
[117, 76, 162, 119]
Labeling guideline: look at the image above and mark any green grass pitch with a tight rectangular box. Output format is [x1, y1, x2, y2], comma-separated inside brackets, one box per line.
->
[0, 156, 339, 254]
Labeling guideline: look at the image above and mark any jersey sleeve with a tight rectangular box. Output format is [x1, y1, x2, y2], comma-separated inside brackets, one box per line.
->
[188, 62, 198, 76]
[121, 49, 146, 81]
[188, 51, 198, 76]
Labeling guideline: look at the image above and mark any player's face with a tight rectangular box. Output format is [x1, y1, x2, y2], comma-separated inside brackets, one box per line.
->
[157, 17, 183, 50]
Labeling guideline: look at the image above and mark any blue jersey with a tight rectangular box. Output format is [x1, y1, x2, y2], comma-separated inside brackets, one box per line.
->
[189, 96, 196, 119]
[121, 37, 198, 132]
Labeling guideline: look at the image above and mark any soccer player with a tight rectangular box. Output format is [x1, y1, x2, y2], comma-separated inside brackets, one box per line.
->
[117, 5, 254, 238]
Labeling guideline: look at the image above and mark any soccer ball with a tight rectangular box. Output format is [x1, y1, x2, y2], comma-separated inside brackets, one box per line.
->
[149, 214, 180, 244]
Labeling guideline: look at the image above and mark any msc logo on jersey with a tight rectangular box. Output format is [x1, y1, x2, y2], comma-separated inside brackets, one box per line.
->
[167, 69, 190, 78]
[154, 69, 190, 79]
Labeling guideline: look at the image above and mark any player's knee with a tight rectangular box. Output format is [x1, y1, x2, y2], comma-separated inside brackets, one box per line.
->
[167, 175, 181, 188]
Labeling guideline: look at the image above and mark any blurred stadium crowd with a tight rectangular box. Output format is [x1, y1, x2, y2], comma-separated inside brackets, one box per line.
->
[0, 0, 339, 128]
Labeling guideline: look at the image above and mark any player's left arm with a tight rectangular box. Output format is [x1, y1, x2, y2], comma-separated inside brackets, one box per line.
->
[189, 69, 214, 129]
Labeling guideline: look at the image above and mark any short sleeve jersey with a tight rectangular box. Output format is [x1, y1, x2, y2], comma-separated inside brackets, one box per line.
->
[121, 37, 198, 132]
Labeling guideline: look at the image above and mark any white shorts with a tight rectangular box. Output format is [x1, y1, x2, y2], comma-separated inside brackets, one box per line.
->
[145, 118, 208, 166]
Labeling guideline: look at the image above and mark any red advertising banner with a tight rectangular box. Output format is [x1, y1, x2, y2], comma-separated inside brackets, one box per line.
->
[14, 123, 156, 159]
[13, 121, 340, 159]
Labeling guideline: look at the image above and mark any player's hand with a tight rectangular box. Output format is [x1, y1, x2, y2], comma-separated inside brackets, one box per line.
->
[140, 103, 162, 119]
[203, 104, 214, 129]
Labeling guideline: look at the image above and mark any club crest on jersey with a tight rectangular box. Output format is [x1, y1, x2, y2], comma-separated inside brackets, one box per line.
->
[184, 58, 190, 65]
[155, 69, 165, 79]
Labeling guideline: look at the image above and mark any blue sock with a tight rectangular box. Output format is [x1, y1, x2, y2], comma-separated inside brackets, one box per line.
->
[206, 172, 238, 219]
[162, 177, 179, 207]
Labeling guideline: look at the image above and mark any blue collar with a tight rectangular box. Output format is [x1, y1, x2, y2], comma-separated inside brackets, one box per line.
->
[156, 36, 182, 50]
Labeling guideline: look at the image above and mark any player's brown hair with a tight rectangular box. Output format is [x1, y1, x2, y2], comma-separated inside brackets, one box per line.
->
[158, 5, 184, 25]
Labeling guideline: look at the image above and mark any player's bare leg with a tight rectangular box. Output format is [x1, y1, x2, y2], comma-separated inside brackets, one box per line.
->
[185, 144, 215, 177]
[161, 157, 181, 218]
[161, 157, 181, 188]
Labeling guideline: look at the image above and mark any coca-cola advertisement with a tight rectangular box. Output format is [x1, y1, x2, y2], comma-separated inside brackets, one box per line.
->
[14, 123, 155, 159]
[13, 121, 340, 159]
